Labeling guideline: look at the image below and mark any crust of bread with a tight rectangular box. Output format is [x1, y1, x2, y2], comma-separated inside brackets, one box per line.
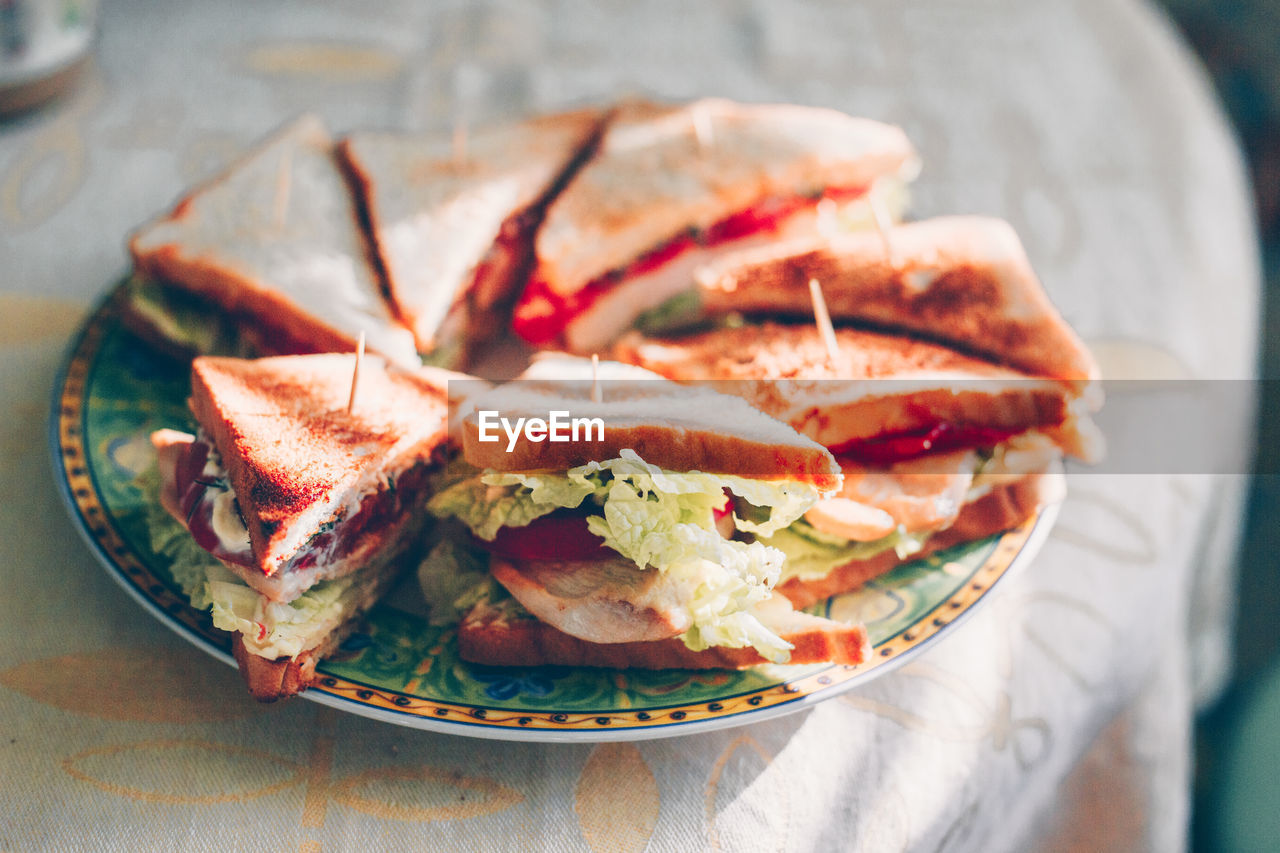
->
[457, 594, 870, 669]
[130, 114, 419, 367]
[133, 246, 362, 355]
[461, 357, 841, 490]
[777, 471, 1057, 609]
[467, 418, 841, 490]
[340, 109, 606, 359]
[232, 636, 321, 702]
[535, 99, 916, 295]
[188, 354, 454, 575]
[614, 323, 1077, 448]
[694, 216, 1099, 384]
[119, 272, 345, 364]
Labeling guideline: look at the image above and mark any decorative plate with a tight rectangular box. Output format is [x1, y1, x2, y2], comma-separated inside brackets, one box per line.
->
[51, 284, 1058, 742]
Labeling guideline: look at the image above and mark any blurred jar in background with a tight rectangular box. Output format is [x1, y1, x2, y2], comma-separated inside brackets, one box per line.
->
[0, 0, 95, 116]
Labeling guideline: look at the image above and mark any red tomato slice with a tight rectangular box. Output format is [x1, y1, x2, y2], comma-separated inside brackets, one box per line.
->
[832, 423, 1021, 466]
[480, 493, 735, 563]
[713, 496, 732, 522]
[627, 231, 698, 277]
[480, 511, 614, 563]
[512, 273, 616, 347]
[510, 187, 867, 346]
[703, 196, 806, 244]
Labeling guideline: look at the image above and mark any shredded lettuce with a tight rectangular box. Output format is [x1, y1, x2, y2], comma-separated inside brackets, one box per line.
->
[426, 458, 594, 541]
[417, 532, 497, 626]
[763, 519, 928, 583]
[126, 275, 252, 357]
[206, 573, 368, 659]
[428, 449, 822, 661]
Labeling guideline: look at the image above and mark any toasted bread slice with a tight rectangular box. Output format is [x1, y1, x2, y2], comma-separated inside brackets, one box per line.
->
[695, 216, 1098, 383]
[613, 322, 1096, 457]
[188, 354, 456, 577]
[153, 425, 432, 602]
[130, 115, 419, 367]
[340, 109, 606, 362]
[517, 100, 915, 352]
[461, 355, 841, 490]
[535, 99, 915, 296]
[457, 592, 870, 669]
[777, 470, 1061, 609]
[232, 637, 319, 702]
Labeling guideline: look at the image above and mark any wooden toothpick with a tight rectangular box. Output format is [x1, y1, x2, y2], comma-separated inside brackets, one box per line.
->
[815, 197, 838, 242]
[347, 331, 366, 414]
[590, 353, 603, 403]
[272, 146, 293, 229]
[808, 278, 840, 366]
[452, 117, 469, 169]
[692, 103, 714, 152]
[869, 183, 898, 268]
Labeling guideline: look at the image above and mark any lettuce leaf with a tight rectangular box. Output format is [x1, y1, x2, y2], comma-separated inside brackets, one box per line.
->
[207, 573, 364, 659]
[425, 453, 600, 541]
[417, 531, 495, 626]
[763, 519, 928, 583]
[428, 450, 822, 661]
[126, 275, 253, 357]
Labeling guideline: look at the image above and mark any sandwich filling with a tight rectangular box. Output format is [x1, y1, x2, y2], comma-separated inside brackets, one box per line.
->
[156, 429, 432, 603]
[422, 207, 544, 369]
[145, 467, 396, 661]
[428, 449, 823, 661]
[766, 432, 1062, 583]
[513, 182, 900, 351]
[124, 276, 325, 360]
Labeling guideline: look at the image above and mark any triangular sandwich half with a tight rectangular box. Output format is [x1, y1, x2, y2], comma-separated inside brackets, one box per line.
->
[340, 109, 607, 367]
[129, 115, 420, 367]
[512, 99, 917, 353]
[613, 217, 1101, 607]
[149, 353, 465, 699]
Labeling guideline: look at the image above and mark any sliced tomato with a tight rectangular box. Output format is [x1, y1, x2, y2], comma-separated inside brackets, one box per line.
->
[627, 231, 698, 277]
[832, 423, 1021, 466]
[479, 510, 614, 563]
[511, 186, 868, 346]
[480, 489, 739, 563]
[512, 274, 615, 347]
[510, 276, 567, 346]
[703, 196, 807, 244]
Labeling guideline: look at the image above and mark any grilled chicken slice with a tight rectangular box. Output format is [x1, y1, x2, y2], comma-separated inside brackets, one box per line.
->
[489, 554, 695, 644]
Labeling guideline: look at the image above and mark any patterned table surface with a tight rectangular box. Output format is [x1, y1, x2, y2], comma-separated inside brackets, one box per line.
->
[0, 1, 1260, 850]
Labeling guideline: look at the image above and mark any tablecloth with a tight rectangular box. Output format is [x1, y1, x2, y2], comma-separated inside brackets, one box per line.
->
[0, 0, 1260, 850]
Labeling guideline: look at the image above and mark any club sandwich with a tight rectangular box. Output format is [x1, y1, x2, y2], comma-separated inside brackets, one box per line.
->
[423, 355, 878, 669]
[148, 353, 461, 699]
[512, 99, 918, 353]
[614, 217, 1101, 606]
[340, 109, 607, 367]
[128, 115, 420, 367]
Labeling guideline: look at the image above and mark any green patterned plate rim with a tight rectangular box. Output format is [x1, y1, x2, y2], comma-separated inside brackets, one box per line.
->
[51, 284, 1059, 742]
